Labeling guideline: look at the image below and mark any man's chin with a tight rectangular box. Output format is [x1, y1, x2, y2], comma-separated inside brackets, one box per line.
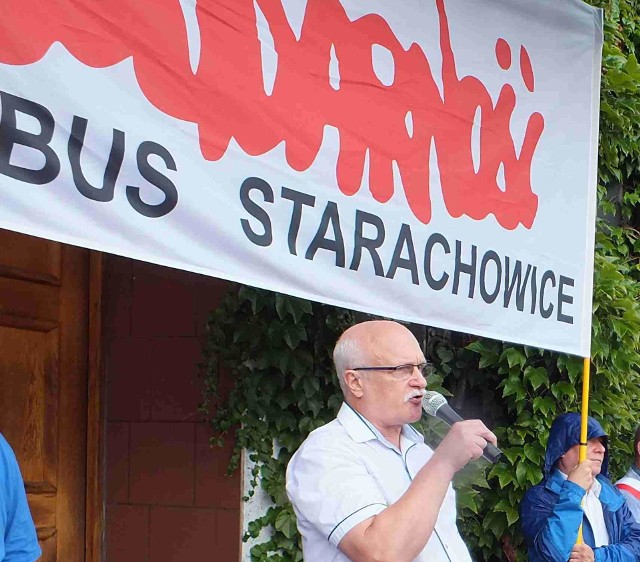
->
[408, 413, 422, 423]
[405, 402, 423, 423]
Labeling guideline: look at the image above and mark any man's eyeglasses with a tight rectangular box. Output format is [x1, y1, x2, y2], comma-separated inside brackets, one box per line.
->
[351, 362, 431, 380]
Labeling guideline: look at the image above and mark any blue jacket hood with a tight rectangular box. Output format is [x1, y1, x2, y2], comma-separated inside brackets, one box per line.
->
[543, 413, 609, 477]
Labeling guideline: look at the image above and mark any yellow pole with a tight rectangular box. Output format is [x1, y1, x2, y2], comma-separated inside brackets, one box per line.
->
[576, 356, 591, 545]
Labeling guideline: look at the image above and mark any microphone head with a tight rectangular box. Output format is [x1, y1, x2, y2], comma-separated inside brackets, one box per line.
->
[422, 391, 448, 417]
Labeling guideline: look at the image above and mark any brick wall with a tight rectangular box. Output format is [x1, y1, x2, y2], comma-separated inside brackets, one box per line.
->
[103, 256, 241, 562]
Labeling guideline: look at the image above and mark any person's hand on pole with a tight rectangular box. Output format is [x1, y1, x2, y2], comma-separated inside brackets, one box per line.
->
[569, 543, 595, 561]
[568, 460, 594, 491]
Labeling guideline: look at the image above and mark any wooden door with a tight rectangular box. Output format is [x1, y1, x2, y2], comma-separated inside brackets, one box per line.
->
[0, 228, 96, 562]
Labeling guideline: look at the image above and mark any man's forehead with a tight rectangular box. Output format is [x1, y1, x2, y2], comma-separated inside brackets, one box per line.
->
[367, 327, 420, 351]
[345, 320, 411, 340]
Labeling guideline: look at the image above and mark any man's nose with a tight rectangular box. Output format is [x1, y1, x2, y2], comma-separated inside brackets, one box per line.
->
[413, 366, 427, 388]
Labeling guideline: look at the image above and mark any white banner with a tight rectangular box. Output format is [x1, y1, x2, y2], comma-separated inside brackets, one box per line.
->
[0, 0, 602, 356]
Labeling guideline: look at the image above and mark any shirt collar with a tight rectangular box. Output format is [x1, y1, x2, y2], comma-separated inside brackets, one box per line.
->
[337, 402, 425, 447]
[632, 465, 640, 479]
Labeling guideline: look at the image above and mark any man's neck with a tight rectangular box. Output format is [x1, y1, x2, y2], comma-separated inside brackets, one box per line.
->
[346, 401, 403, 448]
[379, 425, 402, 449]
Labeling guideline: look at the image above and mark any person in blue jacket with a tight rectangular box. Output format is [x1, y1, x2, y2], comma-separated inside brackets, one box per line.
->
[0, 433, 41, 561]
[520, 413, 640, 562]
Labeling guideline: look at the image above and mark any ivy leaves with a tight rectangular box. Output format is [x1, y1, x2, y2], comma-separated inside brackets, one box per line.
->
[201, 287, 356, 561]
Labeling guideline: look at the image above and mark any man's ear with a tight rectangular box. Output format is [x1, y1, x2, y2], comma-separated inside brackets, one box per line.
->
[344, 370, 365, 399]
[636, 440, 640, 459]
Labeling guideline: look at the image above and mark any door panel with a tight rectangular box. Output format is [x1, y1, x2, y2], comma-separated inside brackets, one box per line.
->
[0, 229, 61, 284]
[0, 228, 90, 562]
[0, 324, 58, 482]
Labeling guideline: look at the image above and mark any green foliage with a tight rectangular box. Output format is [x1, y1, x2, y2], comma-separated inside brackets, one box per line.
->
[201, 1, 640, 560]
[200, 288, 358, 561]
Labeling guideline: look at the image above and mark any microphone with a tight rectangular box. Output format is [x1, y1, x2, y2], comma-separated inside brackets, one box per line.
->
[422, 391, 503, 463]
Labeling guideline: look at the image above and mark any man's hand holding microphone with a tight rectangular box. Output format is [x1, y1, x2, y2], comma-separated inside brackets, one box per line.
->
[422, 391, 501, 474]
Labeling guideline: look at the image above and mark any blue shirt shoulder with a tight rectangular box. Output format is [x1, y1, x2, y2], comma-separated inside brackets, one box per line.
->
[0, 433, 41, 562]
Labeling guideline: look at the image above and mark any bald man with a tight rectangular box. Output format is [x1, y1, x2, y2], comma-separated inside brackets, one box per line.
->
[286, 320, 496, 562]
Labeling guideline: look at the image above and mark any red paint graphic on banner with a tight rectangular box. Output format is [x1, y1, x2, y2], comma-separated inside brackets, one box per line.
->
[0, 0, 544, 229]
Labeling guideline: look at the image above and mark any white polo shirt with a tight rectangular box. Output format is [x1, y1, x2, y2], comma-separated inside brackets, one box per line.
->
[286, 403, 472, 562]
